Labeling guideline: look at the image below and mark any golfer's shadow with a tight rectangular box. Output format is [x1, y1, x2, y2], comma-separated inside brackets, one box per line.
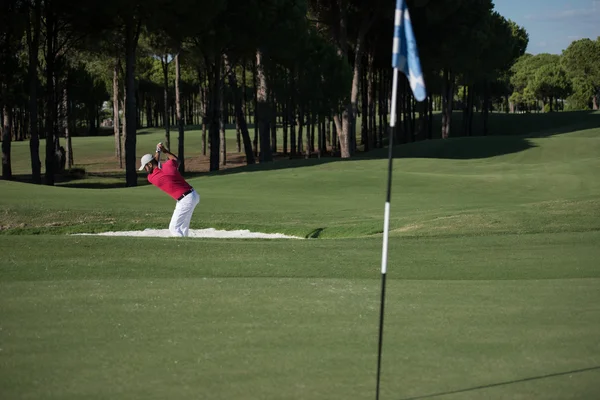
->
[306, 228, 324, 239]
[399, 365, 600, 400]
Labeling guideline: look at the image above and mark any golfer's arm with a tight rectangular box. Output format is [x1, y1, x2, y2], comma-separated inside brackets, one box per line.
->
[162, 149, 179, 163]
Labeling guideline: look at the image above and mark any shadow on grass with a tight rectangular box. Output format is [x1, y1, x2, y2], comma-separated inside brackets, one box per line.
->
[8, 136, 537, 187]
[399, 365, 600, 400]
[9, 171, 154, 189]
[178, 136, 537, 180]
[8, 111, 598, 188]
[485, 110, 600, 137]
[430, 110, 600, 139]
[305, 228, 325, 239]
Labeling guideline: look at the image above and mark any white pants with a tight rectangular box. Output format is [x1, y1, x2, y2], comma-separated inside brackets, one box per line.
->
[169, 190, 200, 237]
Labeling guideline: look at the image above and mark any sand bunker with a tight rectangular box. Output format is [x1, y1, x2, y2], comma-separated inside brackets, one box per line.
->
[74, 228, 301, 239]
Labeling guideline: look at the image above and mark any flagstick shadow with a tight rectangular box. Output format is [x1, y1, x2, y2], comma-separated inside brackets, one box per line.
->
[399, 366, 600, 400]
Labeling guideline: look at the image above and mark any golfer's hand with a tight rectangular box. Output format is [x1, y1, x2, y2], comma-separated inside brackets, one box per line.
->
[157, 143, 165, 152]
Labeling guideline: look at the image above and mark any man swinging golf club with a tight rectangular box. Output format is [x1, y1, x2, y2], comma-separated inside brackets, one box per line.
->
[139, 143, 200, 237]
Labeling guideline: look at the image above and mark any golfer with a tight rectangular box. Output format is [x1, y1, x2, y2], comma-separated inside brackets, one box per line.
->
[139, 143, 200, 237]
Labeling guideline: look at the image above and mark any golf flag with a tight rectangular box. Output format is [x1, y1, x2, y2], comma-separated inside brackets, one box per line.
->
[376, 2, 427, 399]
[392, 0, 426, 101]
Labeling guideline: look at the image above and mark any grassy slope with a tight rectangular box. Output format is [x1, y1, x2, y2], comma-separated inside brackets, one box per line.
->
[1, 112, 600, 399]
[3, 117, 600, 238]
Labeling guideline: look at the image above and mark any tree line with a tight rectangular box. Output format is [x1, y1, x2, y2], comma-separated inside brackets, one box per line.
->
[1, 0, 598, 186]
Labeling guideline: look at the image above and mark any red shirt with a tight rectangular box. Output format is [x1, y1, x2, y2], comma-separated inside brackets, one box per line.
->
[148, 159, 193, 200]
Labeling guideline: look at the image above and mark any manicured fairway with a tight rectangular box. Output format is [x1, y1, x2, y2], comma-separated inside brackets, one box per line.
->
[1, 112, 599, 399]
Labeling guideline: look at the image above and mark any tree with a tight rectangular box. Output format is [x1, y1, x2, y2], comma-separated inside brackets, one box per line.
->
[510, 53, 562, 112]
[142, 33, 177, 149]
[418, 0, 495, 138]
[511, 53, 560, 92]
[567, 77, 596, 110]
[1, 0, 27, 179]
[476, 12, 527, 134]
[224, 56, 255, 165]
[309, 0, 382, 157]
[121, 13, 142, 186]
[255, 49, 272, 162]
[561, 38, 600, 110]
[531, 63, 571, 112]
[25, 0, 42, 183]
[39, 0, 109, 185]
[497, 19, 528, 113]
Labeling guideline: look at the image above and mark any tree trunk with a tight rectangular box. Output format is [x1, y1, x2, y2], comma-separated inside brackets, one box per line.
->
[283, 95, 288, 155]
[27, 0, 42, 183]
[305, 110, 312, 158]
[235, 82, 241, 153]
[188, 94, 193, 125]
[2, 103, 12, 179]
[361, 65, 369, 150]
[378, 70, 384, 147]
[482, 80, 489, 136]
[124, 16, 139, 187]
[427, 95, 433, 140]
[366, 50, 375, 150]
[161, 55, 170, 149]
[252, 57, 259, 157]
[175, 53, 185, 173]
[219, 56, 226, 167]
[400, 79, 407, 143]
[289, 110, 296, 157]
[332, 0, 350, 158]
[467, 88, 474, 136]
[198, 71, 207, 156]
[441, 68, 454, 139]
[462, 85, 468, 136]
[333, 111, 349, 158]
[135, 91, 141, 127]
[146, 95, 152, 127]
[113, 58, 122, 167]
[297, 106, 304, 155]
[68, 91, 74, 168]
[44, 2, 56, 185]
[63, 84, 73, 170]
[332, 120, 338, 153]
[255, 50, 272, 162]
[410, 88, 416, 141]
[225, 55, 255, 165]
[289, 74, 296, 158]
[153, 102, 158, 126]
[208, 56, 221, 171]
[271, 87, 277, 154]
[235, 119, 241, 153]
[318, 116, 324, 156]
[121, 92, 126, 151]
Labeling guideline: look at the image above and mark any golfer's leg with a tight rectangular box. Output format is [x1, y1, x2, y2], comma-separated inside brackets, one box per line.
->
[169, 202, 186, 237]
[179, 193, 200, 237]
[181, 192, 200, 237]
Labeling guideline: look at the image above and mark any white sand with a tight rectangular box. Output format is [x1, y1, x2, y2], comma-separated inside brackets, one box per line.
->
[74, 228, 302, 239]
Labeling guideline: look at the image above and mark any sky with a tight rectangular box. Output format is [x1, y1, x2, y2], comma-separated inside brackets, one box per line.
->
[492, 0, 600, 54]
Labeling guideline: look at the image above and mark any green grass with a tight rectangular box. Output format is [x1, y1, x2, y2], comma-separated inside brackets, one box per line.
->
[1, 111, 600, 399]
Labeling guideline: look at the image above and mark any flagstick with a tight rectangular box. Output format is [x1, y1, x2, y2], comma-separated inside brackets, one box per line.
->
[376, 67, 400, 400]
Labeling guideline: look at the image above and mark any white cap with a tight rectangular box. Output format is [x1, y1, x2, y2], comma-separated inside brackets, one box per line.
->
[138, 154, 154, 171]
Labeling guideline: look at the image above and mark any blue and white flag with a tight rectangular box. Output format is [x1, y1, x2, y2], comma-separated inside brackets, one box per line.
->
[392, 0, 426, 101]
